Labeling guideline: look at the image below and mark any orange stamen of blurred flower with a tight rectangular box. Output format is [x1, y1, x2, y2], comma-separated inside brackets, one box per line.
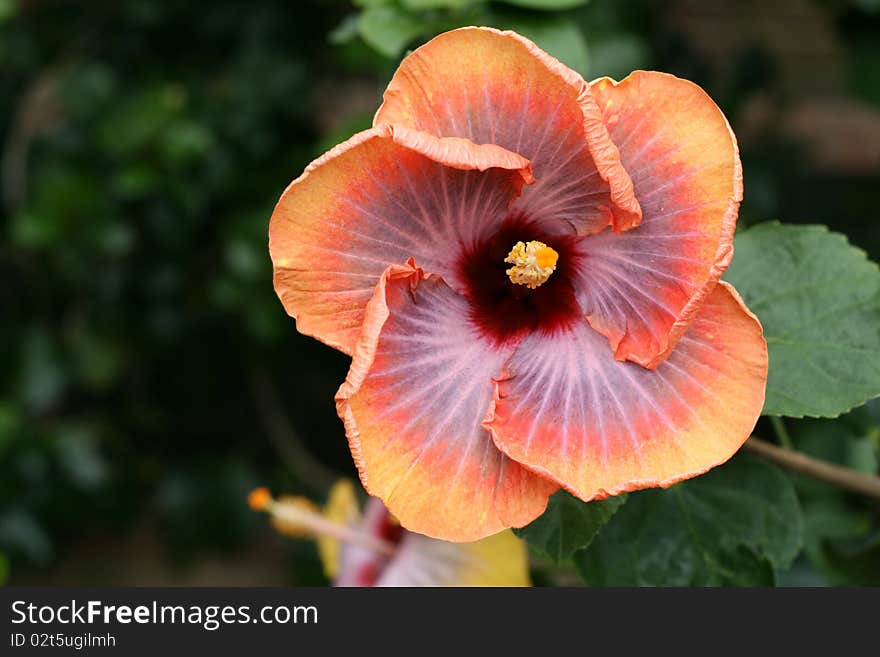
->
[248, 486, 272, 511]
[248, 485, 395, 557]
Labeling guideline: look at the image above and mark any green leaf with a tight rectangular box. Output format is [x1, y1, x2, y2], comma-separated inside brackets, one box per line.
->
[53, 423, 109, 491]
[358, 5, 425, 58]
[820, 529, 880, 585]
[785, 412, 876, 583]
[724, 222, 880, 418]
[496, 16, 588, 74]
[19, 327, 67, 414]
[0, 0, 15, 24]
[98, 85, 186, 157]
[328, 14, 361, 45]
[514, 491, 626, 564]
[792, 412, 879, 483]
[575, 457, 803, 586]
[495, 0, 590, 10]
[803, 499, 870, 548]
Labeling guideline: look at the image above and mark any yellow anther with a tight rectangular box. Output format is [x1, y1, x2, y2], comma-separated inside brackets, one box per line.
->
[535, 246, 559, 269]
[505, 240, 559, 289]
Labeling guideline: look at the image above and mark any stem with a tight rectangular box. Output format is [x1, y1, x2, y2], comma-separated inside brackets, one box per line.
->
[268, 500, 396, 558]
[743, 437, 880, 501]
[769, 416, 794, 449]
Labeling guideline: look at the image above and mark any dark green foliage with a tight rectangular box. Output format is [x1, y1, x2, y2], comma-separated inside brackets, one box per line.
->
[514, 491, 626, 564]
[575, 458, 803, 586]
[0, 0, 353, 583]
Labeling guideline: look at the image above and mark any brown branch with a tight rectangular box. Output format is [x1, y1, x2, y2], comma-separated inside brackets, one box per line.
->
[2, 31, 96, 213]
[247, 369, 341, 494]
[743, 437, 880, 501]
[2, 65, 63, 212]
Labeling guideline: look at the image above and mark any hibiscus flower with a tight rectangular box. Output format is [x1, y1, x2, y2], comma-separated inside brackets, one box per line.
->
[248, 483, 530, 586]
[268, 27, 768, 542]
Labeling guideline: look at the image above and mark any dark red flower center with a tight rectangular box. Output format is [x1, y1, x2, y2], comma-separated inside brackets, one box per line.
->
[458, 212, 584, 348]
[355, 507, 406, 587]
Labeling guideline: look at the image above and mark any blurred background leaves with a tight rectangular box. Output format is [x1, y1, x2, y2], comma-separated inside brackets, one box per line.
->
[1, 0, 879, 586]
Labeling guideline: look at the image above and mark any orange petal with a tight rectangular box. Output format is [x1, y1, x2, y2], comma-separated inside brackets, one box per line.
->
[374, 26, 640, 235]
[485, 282, 767, 501]
[579, 71, 743, 367]
[335, 262, 556, 542]
[269, 123, 532, 355]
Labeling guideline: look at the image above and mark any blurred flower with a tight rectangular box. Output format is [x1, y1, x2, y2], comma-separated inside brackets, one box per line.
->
[269, 27, 768, 542]
[249, 483, 530, 586]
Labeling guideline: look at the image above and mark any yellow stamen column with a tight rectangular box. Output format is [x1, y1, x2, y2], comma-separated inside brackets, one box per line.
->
[505, 240, 559, 289]
[248, 487, 396, 557]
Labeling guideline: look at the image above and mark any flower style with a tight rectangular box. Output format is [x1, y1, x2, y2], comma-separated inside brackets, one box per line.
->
[248, 483, 530, 586]
[269, 27, 768, 542]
